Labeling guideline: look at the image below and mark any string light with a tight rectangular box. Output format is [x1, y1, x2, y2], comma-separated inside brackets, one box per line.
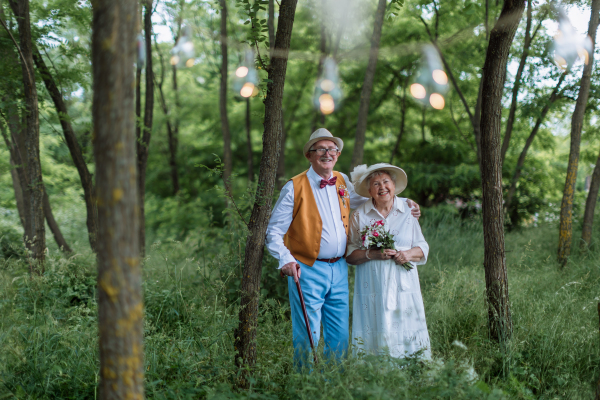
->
[313, 57, 342, 115]
[410, 45, 449, 110]
[170, 26, 195, 69]
[233, 50, 259, 98]
[552, 7, 593, 71]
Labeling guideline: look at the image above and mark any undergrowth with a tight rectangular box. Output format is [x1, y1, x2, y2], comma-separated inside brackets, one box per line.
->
[0, 206, 598, 399]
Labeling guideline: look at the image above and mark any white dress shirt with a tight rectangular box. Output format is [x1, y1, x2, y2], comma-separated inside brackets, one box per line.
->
[266, 166, 368, 269]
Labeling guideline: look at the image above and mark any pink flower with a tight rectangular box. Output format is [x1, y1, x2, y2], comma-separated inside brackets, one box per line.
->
[377, 220, 384, 226]
[361, 235, 366, 241]
[339, 189, 345, 197]
[373, 231, 379, 237]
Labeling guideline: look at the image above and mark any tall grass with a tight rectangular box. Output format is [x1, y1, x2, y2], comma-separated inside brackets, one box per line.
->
[0, 206, 599, 399]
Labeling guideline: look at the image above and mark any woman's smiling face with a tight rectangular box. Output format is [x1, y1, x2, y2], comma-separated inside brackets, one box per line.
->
[368, 172, 395, 203]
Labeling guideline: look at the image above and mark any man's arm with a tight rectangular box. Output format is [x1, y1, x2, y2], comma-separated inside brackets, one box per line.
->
[265, 181, 296, 269]
[342, 172, 421, 218]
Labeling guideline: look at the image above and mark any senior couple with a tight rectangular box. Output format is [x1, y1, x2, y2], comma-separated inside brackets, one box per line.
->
[266, 128, 430, 368]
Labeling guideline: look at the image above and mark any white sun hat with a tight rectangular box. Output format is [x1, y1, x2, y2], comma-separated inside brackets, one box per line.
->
[303, 128, 344, 155]
[350, 163, 408, 198]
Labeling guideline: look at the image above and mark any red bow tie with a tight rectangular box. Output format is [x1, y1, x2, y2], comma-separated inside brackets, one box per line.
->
[320, 176, 337, 189]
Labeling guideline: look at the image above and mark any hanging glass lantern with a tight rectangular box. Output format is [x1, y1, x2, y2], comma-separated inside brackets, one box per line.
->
[233, 50, 259, 98]
[410, 45, 449, 110]
[313, 57, 343, 115]
[170, 26, 195, 68]
[552, 7, 593, 71]
[136, 33, 146, 68]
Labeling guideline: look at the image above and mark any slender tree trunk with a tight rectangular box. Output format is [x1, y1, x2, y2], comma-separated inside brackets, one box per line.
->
[1, 117, 72, 252]
[501, 0, 532, 164]
[42, 188, 72, 252]
[32, 46, 98, 252]
[505, 72, 566, 212]
[479, 0, 524, 342]
[9, 0, 45, 268]
[390, 79, 408, 164]
[246, 98, 253, 182]
[220, 0, 232, 188]
[234, 0, 298, 387]
[350, 0, 387, 168]
[137, 0, 154, 257]
[582, 148, 600, 248]
[92, 0, 144, 397]
[154, 38, 179, 195]
[276, 116, 286, 186]
[596, 302, 600, 400]
[557, 0, 600, 266]
[1, 122, 26, 227]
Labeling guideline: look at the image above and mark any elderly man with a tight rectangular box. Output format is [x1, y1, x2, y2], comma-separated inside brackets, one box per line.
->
[266, 128, 420, 368]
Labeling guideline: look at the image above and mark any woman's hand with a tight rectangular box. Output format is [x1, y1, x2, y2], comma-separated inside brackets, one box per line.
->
[372, 249, 396, 261]
[393, 247, 424, 265]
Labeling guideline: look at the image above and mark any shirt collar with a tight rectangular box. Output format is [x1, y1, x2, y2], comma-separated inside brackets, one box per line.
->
[307, 165, 333, 184]
[366, 196, 405, 215]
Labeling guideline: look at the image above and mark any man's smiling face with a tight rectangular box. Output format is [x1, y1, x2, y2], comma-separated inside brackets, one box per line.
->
[305, 140, 340, 176]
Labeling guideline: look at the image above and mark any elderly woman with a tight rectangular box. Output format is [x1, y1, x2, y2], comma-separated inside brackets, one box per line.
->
[346, 163, 431, 359]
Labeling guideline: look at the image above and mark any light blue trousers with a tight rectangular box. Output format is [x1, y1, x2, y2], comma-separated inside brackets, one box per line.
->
[288, 258, 349, 369]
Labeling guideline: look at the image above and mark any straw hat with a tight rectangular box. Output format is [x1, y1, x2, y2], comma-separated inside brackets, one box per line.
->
[303, 128, 344, 155]
[350, 163, 408, 198]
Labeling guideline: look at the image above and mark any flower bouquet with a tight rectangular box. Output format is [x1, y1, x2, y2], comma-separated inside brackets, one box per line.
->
[360, 220, 413, 271]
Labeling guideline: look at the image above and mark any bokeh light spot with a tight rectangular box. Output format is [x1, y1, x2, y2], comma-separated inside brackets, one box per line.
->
[240, 83, 255, 98]
[320, 79, 335, 92]
[319, 94, 335, 115]
[432, 69, 448, 85]
[430, 93, 445, 110]
[410, 83, 426, 99]
[236, 66, 249, 78]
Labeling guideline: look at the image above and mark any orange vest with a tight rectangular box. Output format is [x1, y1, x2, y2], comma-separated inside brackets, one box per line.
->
[283, 170, 350, 266]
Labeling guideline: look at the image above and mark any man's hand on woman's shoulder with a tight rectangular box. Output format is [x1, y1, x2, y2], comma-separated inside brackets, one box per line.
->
[406, 199, 421, 219]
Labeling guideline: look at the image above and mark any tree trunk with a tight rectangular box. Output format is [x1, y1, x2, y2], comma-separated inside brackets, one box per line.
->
[557, 0, 600, 266]
[505, 72, 566, 212]
[390, 78, 408, 164]
[220, 0, 232, 188]
[9, 0, 45, 268]
[1, 116, 72, 253]
[0, 122, 26, 227]
[268, 0, 274, 56]
[581, 148, 600, 248]
[350, 0, 387, 168]
[91, 0, 144, 397]
[596, 302, 600, 400]
[154, 38, 180, 195]
[234, 0, 298, 387]
[276, 116, 286, 187]
[479, 0, 524, 342]
[246, 98, 254, 182]
[42, 188, 72, 253]
[32, 46, 98, 252]
[500, 0, 532, 164]
[137, 0, 154, 257]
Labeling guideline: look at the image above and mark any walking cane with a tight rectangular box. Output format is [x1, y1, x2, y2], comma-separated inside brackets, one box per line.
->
[281, 269, 318, 364]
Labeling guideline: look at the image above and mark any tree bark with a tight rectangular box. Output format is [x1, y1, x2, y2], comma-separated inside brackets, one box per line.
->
[557, 0, 600, 266]
[479, 0, 524, 342]
[32, 45, 98, 252]
[234, 0, 298, 387]
[582, 148, 600, 248]
[91, 0, 144, 397]
[504, 72, 566, 212]
[220, 0, 232, 188]
[1, 121, 26, 227]
[500, 0, 532, 164]
[350, 0, 387, 168]
[276, 116, 285, 186]
[390, 78, 408, 164]
[596, 302, 600, 400]
[9, 0, 45, 268]
[137, 0, 154, 258]
[246, 98, 253, 182]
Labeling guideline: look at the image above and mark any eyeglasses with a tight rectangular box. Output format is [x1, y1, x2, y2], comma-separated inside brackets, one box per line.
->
[309, 148, 340, 156]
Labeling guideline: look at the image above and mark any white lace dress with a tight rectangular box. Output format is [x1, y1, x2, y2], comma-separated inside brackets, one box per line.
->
[348, 197, 431, 359]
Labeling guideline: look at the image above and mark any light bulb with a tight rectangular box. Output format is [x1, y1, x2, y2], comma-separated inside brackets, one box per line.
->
[240, 83, 255, 98]
[429, 93, 445, 110]
[313, 57, 343, 114]
[410, 83, 426, 99]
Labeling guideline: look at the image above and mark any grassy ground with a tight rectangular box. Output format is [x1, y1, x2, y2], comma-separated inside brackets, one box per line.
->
[0, 206, 599, 399]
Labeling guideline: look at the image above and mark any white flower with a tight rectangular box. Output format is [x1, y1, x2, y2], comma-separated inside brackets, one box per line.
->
[350, 164, 368, 183]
